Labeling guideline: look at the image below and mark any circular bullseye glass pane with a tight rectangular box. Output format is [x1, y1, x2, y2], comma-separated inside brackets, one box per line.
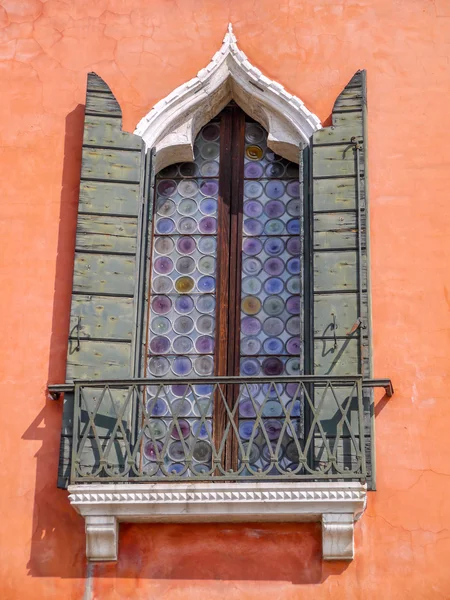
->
[286, 276, 301, 294]
[179, 162, 198, 177]
[176, 256, 195, 274]
[244, 162, 264, 179]
[148, 356, 170, 377]
[264, 238, 284, 256]
[264, 277, 284, 295]
[198, 237, 217, 254]
[242, 238, 263, 256]
[153, 276, 172, 294]
[157, 180, 176, 197]
[243, 218, 264, 236]
[242, 276, 262, 295]
[264, 219, 285, 235]
[242, 296, 262, 315]
[156, 198, 175, 216]
[241, 317, 262, 336]
[151, 295, 172, 315]
[195, 335, 214, 354]
[263, 295, 285, 316]
[156, 218, 175, 234]
[265, 162, 285, 177]
[196, 294, 215, 313]
[198, 216, 217, 234]
[198, 255, 216, 275]
[200, 161, 220, 177]
[194, 355, 214, 376]
[245, 124, 265, 144]
[150, 316, 171, 335]
[264, 257, 284, 276]
[173, 336, 193, 353]
[178, 198, 197, 216]
[264, 200, 285, 218]
[197, 314, 214, 334]
[286, 237, 300, 255]
[286, 337, 301, 355]
[244, 181, 263, 199]
[154, 237, 175, 255]
[241, 358, 260, 376]
[174, 295, 194, 314]
[200, 198, 217, 215]
[174, 316, 194, 334]
[265, 180, 285, 199]
[178, 217, 197, 234]
[175, 276, 195, 293]
[263, 338, 284, 354]
[149, 336, 171, 354]
[202, 123, 220, 141]
[243, 257, 262, 275]
[263, 317, 284, 336]
[287, 180, 300, 197]
[244, 200, 263, 218]
[177, 236, 196, 254]
[200, 180, 219, 197]
[172, 356, 192, 376]
[200, 142, 220, 160]
[241, 336, 261, 355]
[246, 145, 264, 161]
[197, 276, 215, 293]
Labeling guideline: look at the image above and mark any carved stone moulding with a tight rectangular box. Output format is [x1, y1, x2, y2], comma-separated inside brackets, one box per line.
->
[69, 481, 367, 562]
[134, 24, 321, 172]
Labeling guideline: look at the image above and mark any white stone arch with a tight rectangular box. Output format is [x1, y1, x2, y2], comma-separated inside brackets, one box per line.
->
[135, 25, 321, 172]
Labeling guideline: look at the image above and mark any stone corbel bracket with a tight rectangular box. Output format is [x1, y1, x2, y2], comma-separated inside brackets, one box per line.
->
[69, 481, 366, 562]
[134, 24, 321, 172]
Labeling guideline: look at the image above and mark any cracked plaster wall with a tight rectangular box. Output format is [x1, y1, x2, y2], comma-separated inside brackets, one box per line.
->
[1, 0, 450, 599]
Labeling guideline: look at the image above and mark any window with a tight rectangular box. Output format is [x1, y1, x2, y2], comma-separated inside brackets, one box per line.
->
[143, 104, 302, 477]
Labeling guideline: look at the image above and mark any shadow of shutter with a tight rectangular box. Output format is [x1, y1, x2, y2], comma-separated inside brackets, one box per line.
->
[58, 73, 146, 488]
[309, 71, 374, 487]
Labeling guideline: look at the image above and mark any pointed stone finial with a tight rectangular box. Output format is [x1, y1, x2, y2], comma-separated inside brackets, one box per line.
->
[223, 22, 236, 45]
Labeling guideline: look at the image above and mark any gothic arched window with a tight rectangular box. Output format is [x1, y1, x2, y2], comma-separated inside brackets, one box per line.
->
[144, 105, 302, 475]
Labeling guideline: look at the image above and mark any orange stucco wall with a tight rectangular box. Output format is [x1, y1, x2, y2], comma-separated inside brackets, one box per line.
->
[1, 1, 450, 598]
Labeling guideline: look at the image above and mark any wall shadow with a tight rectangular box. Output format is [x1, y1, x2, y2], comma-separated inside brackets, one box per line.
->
[24, 105, 86, 579]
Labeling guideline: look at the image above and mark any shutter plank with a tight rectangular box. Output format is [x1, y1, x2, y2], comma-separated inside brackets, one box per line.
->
[75, 215, 137, 254]
[79, 181, 140, 216]
[66, 340, 131, 380]
[314, 213, 358, 249]
[81, 147, 141, 182]
[72, 253, 136, 295]
[84, 115, 142, 150]
[69, 295, 134, 340]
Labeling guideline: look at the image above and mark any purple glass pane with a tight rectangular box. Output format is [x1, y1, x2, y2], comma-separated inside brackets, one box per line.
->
[264, 200, 285, 218]
[243, 238, 263, 256]
[265, 180, 284, 199]
[244, 162, 264, 178]
[174, 295, 194, 314]
[200, 180, 219, 196]
[177, 236, 196, 254]
[198, 216, 217, 234]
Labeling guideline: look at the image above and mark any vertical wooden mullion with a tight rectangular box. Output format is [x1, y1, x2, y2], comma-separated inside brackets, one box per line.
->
[214, 109, 233, 468]
[227, 106, 245, 470]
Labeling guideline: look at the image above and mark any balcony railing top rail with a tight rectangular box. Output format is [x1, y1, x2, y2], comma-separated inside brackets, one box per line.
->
[58, 376, 392, 485]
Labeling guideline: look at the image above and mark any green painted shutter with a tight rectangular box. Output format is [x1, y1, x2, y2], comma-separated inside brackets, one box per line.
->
[58, 73, 146, 487]
[308, 71, 374, 486]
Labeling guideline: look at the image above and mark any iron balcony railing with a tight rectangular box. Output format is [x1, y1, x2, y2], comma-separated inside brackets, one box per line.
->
[56, 376, 393, 484]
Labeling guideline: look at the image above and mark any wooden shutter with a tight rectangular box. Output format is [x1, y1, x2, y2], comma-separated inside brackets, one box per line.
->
[58, 73, 146, 487]
[307, 71, 374, 486]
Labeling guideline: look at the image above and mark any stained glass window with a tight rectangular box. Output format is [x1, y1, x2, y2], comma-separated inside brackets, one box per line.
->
[144, 105, 301, 477]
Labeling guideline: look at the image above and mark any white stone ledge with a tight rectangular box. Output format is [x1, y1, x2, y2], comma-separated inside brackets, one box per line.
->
[69, 481, 366, 562]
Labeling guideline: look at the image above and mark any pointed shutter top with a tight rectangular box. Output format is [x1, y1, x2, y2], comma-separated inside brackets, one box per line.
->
[85, 72, 122, 118]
